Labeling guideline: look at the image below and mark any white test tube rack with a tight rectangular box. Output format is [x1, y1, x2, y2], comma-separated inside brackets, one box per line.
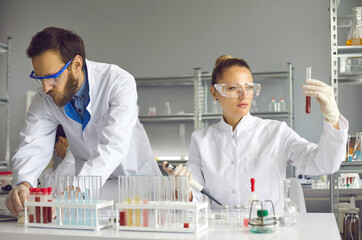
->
[115, 201, 208, 233]
[24, 200, 114, 231]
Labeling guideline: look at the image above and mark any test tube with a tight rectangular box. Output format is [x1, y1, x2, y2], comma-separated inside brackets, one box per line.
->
[55, 176, 63, 225]
[306, 67, 311, 114]
[126, 176, 133, 226]
[77, 176, 85, 226]
[34, 188, 41, 223]
[134, 176, 142, 227]
[118, 176, 127, 226]
[85, 176, 92, 226]
[29, 188, 35, 223]
[91, 176, 101, 226]
[63, 176, 70, 225]
[41, 188, 48, 223]
[141, 176, 150, 227]
[47, 187, 52, 223]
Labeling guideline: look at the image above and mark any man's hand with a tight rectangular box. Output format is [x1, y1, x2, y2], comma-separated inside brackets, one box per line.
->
[5, 183, 30, 217]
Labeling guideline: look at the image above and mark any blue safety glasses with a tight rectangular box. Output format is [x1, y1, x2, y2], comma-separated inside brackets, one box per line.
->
[30, 60, 72, 86]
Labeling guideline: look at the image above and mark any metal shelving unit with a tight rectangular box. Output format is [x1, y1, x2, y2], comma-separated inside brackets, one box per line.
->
[136, 63, 294, 165]
[0, 37, 11, 170]
[329, 0, 362, 227]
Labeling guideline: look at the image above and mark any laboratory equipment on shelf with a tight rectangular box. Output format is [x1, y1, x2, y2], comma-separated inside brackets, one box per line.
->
[24, 175, 114, 231]
[116, 175, 208, 233]
[343, 205, 360, 240]
[269, 97, 277, 112]
[352, 132, 362, 161]
[165, 163, 222, 206]
[279, 179, 299, 227]
[346, 6, 362, 73]
[248, 200, 277, 234]
[305, 67, 311, 114]
[164, 102, 171, 115]
[279, 97, 286, 112]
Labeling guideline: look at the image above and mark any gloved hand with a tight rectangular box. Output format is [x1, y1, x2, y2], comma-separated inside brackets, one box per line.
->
[162, 161, 192, 179]
[302, 79, 340, 125]
[5, 184, 30, 217]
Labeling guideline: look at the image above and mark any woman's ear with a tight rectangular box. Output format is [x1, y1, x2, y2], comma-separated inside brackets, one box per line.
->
[210, 86, 219, 101]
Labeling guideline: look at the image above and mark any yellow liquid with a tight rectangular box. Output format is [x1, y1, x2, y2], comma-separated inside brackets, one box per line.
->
[126, 198, 133, 226]
[134, 196, 141, 227]
[346, 38, 362, 45]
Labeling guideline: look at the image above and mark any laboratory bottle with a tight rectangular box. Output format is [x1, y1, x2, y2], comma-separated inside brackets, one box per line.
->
[352, 132, 362, 161]
[222, 205, 230, 224]
[233, 204, 241, 224]
[343, 207, 360, 240]
[164, 102, 171, 115]
[279, 179, 298, 227]
[346, 7, 362, 73]
[279, 97, 286, 112]
[247, 178, 259, 221]
[269, 98, 277, 112]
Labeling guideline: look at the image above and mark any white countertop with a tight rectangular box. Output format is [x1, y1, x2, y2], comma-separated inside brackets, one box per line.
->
[0, 213, 340, 240]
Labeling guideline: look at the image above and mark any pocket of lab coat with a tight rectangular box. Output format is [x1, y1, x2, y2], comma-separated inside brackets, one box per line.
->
[243, 154, 281, 206]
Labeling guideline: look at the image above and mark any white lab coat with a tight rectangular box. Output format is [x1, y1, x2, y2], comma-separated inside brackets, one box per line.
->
[38, 147, 75, 188]
[13, 60, 161, 189]
[187, 113, 348, 213]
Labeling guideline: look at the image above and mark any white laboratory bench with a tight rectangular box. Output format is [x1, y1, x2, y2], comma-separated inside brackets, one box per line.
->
[0, 213, 340, 240]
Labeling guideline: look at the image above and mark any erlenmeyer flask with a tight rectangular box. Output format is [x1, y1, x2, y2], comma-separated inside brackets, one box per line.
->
[352, 132, 362, 161]
[346, 7, 362, 73]
[279, 179, 299, 226]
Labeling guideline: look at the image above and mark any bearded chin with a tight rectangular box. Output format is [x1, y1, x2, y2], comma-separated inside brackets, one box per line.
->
[55, 74, 79, 107]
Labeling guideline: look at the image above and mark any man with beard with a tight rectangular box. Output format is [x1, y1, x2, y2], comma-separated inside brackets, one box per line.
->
[6, 27, 161, 217]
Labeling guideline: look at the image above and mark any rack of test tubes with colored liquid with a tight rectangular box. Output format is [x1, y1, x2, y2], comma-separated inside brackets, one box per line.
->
[116, 175, 208, 233]
[24, 175, 114, 231]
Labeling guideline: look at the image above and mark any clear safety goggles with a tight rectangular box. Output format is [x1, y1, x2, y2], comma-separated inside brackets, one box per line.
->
[213, 82, 261, 98]
[30, 60, 72, 86]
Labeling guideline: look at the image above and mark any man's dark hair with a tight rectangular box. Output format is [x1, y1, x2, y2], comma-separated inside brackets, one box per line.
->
[55, 124, 66, 142]
[26, 27, 86, 65]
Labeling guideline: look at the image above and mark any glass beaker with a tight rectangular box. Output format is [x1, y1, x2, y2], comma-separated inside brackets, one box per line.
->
[279, 179, 299, 227]
[343, 208, 360, 240]
[346, 7, 362, 73]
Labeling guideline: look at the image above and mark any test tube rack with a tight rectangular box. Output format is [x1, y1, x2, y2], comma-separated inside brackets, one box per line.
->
[115, 201, 208, 233]
[24, 200, 114, 231]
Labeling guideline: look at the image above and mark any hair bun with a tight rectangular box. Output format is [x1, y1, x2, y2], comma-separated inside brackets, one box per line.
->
[215, 55, 233, 67]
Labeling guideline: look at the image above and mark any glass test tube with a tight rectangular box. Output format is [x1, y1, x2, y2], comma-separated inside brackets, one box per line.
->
[119, 176, 127, 226]
[134, 176, 142, 227]
[85, 176, 92, 226]
[63, 176, 70, 225]
[55, 176, 63, 225]
[47, 187, 52, 223]
[306, 67, 311, 114]
[29, 188, 35, 223]
[34, 188, 41, 223]
[126, 176, 133, 226]
[41, 188, 48, 223]
[142, 176, 150, 227]
[91, 176, 101, 226]
[77, 176, 85, 226]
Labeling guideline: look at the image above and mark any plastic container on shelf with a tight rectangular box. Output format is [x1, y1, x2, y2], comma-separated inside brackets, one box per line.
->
[269, 98, 277, 112]
[279, 97, 286, 112]
[345, 6, 362, 73]
[0, 171, 12, 187]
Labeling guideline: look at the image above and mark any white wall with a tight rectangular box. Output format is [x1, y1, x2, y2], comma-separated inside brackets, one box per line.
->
[0, 0, 361, 164]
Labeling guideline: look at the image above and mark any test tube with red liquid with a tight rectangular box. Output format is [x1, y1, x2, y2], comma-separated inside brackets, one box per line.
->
[306, 67, 311, 114]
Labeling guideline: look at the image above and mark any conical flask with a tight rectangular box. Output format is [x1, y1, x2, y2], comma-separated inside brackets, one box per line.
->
[279, 179, 299, 226]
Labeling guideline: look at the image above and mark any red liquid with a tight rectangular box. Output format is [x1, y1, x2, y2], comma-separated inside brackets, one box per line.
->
[29, 214, 34, 223]
[42, 206, 48, 223]
[119, 211, 126, 226]
[306, 96, 311, 114]
[243, 218, 249, 227]
[48, 200, 52, 222]
[35, 196, 41, 223]
[184, 223, 190, 228]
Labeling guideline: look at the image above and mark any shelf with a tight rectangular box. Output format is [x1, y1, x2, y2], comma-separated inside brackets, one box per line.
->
[337, 45, 362, 57]
[337, 15, 352, 28]
[139, 114, 194, 122]
[136, 76, 194, 86]
[0, 42, 9, 54]
[338, 73, 362, 84]
[201, 112, 290, 120]
[0, 98, 8, 105]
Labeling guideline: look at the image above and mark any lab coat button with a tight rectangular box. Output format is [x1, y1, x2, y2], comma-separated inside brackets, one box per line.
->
[232, 190, 235, 194]
[231, 161, 235, 164]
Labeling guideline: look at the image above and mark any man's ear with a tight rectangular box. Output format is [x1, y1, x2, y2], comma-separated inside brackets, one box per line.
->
[71, 55, 83, 73]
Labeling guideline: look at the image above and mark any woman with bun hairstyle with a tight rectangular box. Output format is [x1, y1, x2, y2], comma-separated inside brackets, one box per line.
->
[164, 55, 348, 213]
